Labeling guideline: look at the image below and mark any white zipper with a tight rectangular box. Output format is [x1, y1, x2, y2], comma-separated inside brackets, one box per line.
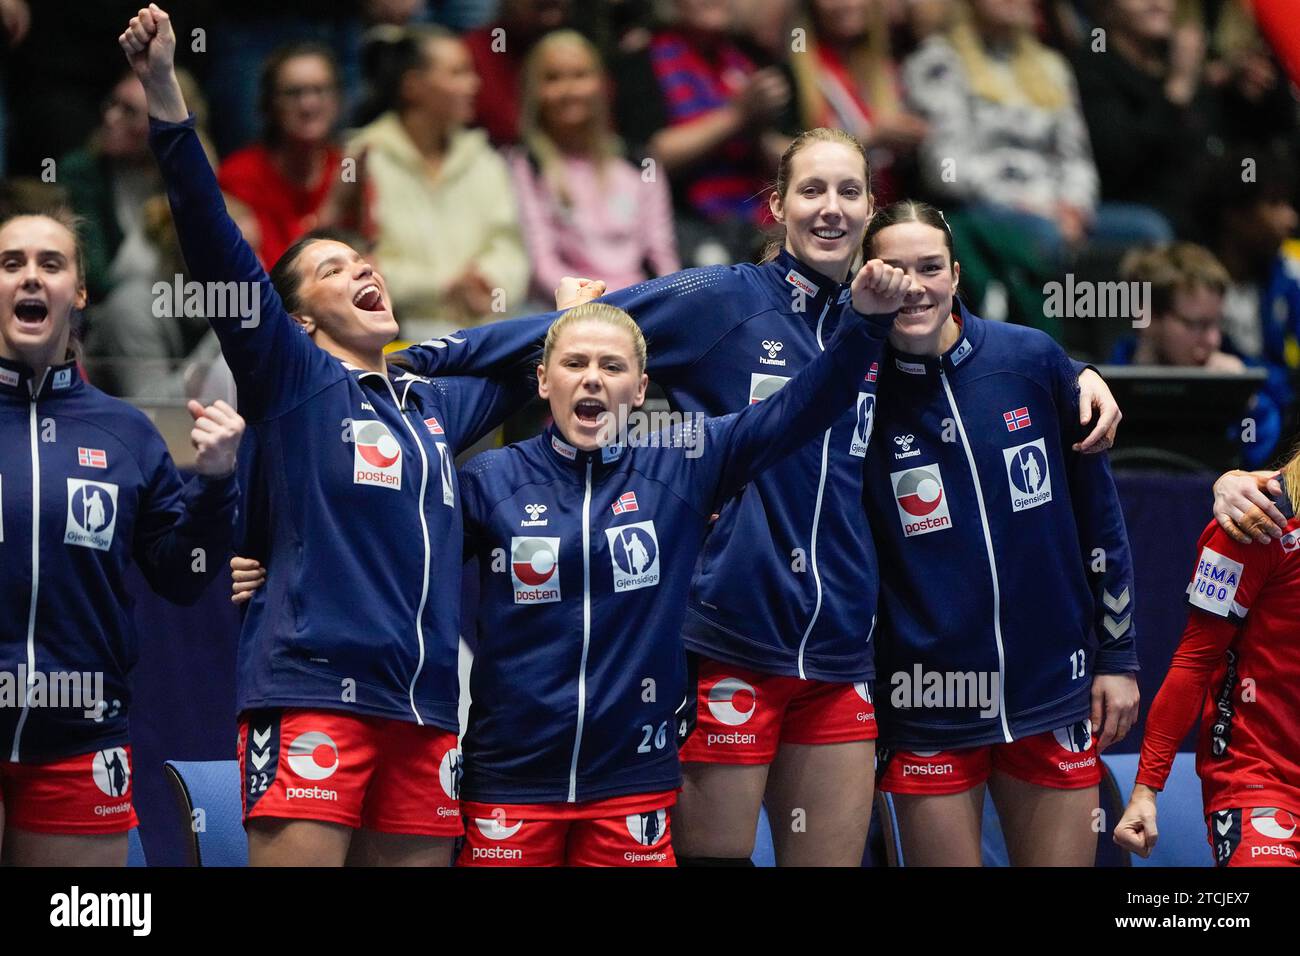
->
[12, 371, 49, 761]
[374, 373, 432, 725]
[939, 369, 1012, 741]
[567, 459, 593, 802]
[795, 299, 834, 679]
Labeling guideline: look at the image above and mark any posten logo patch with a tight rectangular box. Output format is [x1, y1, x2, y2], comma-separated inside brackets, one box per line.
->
[353, 420, 403, 490]
[65, 478, 119, 551]
[511, 537, 561, 604]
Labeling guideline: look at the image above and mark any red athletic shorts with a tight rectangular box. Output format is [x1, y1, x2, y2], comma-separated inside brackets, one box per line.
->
[0, 746, 139, 834]
[238, 708, 461, 836]
[459, 792, 676, 867]
[879, 719, 1102, 794]
[1208, 807, 1300, 867]
[677, 657, 877, 765]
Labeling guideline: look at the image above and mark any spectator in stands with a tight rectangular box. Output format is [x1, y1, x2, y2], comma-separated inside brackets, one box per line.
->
[612, 0, 800, 264]
[788, 0, 929, 204]
[1070, 0, 1214, 238]
[61, 69, 216, 396]
[218, 43, 345, 269]
[462, 0, 573, 146]
[347, 26, 528, 338]
[508, 29, 679, 306]
[1111, 241, 1284, 467]
[0, 0, 30, 178]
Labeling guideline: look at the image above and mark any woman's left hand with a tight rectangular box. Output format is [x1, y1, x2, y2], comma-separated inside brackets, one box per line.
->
[1090, 673, 1140, 753]
[1076, 368, 1121, 453]
[188, 399, 245, 478]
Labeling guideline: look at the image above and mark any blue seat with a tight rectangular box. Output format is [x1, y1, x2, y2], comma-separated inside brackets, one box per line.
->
[163, 759, 248, 867]
[1104, 752, 1211, 867]
[126, 826, 147, 867]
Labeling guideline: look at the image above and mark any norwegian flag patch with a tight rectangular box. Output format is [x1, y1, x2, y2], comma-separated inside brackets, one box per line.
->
[611, 491, 639, 515]
[866, 362, 878, 383]
[423, 416, 444, 436]
[78, 447, 107, 469]
[1003, 407, 1031, 432]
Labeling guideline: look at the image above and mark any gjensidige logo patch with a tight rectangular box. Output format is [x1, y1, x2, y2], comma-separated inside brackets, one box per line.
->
[65, 479, 119, 551]
[605, 520, 660, 591]
[353, 420, 402, 490]
[850, 393, 874, 457]
[1002, 438, 1052, 512]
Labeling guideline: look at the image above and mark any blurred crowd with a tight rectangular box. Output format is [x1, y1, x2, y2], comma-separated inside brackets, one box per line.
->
[1, 0, 1297, 463]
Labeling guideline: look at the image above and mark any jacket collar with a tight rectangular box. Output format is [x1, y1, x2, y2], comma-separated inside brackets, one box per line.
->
[543, 424, 625, 475]
[887, 298, 984, 378]
[763, 249, 852, 325]
[0, 354, 82, 400]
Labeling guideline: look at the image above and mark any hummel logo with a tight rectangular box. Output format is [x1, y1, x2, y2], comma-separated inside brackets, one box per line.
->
[895, 435, 914, 452]
[759, 340, 787, 367]
[522, 503, 549, 527]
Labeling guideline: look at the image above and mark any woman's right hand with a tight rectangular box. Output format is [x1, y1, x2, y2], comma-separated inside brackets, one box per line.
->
[230, 556, 267, 606]
[555, 276, 606, 311]
[118, 4, 188, 122]
[1212, 470, 1286, 544]
[1114, 785, 1159, 858]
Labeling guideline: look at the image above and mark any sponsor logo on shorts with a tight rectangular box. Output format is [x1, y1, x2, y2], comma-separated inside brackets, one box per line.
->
[902, 760, 954, 777]
[890, 466, 951, 536]
[706, 677, 756, 726]
[287, 731, 339, 781]
[1188, 547, 1244, 618]
[353, 420, 403, 489]
[623, 850, 669, 863]
[475, 816, 522, 840]
[1250, 844, 1298, 859]
[286, 786, 338, 801]
[854, 682, 875, 722]
[626, 809, 667, 847]
[471, 846, 523, 860]
[94, 802, 132, 817]
[706, 732, 757, 746]
[92, 747, 131, 798]
[1281, 531, 1299, 553]
[1003, 438, 1052, 512]
[511, 537, 561, 603]
[65, 479, 119, 551]
[1249, 807, 1298, 840]
[1053, 719, 1093, 754]
[439, 747, 462, 801]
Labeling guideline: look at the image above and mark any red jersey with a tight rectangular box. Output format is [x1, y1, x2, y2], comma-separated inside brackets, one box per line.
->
[1136, 489, 1300, 817]
[217, 143, 343, 268]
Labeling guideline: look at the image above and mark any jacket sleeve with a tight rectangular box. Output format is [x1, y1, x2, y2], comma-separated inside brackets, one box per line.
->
[428, 372, 540, 456]
[148, 115, 329, 422]
[393, 265, 745, 388]
[132, 429, 239, 606]
[1052, 346, 1138, 673]
[684, 305, 891, 513]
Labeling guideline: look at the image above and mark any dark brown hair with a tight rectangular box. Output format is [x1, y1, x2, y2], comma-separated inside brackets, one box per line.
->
[862, 198, 955, 262]
[258, 41, 341, 147]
